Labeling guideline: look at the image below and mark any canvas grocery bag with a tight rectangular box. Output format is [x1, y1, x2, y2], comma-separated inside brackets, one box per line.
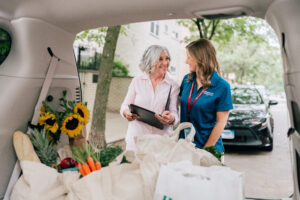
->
[68, 151, 161, 200]
[134, 122, 221, 167]
[10, 161, 80, 200]
[154, 160, 244, 200]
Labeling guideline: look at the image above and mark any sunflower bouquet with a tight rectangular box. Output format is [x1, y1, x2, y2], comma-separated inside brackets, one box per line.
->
[38, 90, 90, 144]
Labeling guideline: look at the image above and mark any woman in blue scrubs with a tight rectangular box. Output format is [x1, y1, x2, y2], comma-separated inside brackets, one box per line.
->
[179, 38, 233, 153]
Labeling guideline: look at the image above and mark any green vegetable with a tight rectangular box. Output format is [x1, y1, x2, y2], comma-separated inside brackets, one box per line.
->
[99, 146, 123, 167]
[204, 146, 222, 161]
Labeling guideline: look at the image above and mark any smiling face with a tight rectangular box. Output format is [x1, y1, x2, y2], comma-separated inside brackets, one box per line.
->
[153, 50, 170, 76]
[186, 49, 197, 73]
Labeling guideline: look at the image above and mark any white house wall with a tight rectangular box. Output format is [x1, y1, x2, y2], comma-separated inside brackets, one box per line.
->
[115, 19, 190, 83]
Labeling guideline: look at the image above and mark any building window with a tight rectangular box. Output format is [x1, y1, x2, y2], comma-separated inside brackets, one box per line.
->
[171, 30, 179, 39]
[170, 66, 176, 74]
[164, 24, 168, 33]
[150, 21, 160, 36]
[92, 74, 98, 83]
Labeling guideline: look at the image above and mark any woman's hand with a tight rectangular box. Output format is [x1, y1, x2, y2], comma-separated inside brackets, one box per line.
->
[155, 111, 175, 125]
[123, 109, 139, 121]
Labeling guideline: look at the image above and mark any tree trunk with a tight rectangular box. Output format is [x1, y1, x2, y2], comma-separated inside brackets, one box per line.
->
[89, 25, 121, 149]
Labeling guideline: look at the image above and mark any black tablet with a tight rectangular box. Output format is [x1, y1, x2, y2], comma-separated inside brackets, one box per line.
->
[129, 104, 164, 130]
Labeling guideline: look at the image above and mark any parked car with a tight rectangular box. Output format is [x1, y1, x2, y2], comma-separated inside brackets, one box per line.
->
[222, 86, 278, 151]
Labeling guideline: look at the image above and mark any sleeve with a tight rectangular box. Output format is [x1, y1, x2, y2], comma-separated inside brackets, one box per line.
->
[120, 77, 137, 119]
[216, 82, 233, 112]
[169, 82, 180, 125]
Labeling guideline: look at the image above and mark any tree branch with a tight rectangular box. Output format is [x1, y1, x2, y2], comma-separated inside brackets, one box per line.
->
[195, 18, 204, 38]
[209, 20, 220, 40]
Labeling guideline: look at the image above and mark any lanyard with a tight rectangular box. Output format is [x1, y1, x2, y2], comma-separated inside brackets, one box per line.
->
[187, 81, 205, 118]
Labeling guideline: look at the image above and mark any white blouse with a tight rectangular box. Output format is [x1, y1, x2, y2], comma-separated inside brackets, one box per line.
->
[120, 73, 180, 151]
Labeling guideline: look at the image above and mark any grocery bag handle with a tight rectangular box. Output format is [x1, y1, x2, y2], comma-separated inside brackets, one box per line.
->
[169, 122, 196, 142]
[109, 150, 136, 166]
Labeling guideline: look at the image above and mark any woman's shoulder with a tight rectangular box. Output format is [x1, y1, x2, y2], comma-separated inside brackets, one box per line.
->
[131, 74, 148, 82]
[181, 74, 190, 84]
[183, 73, 190, 80]
[215, 75, 231, 89]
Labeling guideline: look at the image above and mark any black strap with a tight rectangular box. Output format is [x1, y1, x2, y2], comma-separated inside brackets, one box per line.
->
[165, 86, 172, 111]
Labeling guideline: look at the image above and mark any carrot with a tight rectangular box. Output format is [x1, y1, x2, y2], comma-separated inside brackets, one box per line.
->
[78, 163, 86, 177]
[82, 163, 91, 175]
[95, 161, 102, 170]
[87, 157, 96, 172]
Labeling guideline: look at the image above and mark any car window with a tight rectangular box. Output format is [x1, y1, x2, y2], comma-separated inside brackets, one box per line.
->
[0, 27, 11, 65]
[232, 88, 263, 104]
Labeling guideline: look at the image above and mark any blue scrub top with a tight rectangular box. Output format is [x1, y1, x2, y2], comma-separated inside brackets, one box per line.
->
[179, 71, 233, 153]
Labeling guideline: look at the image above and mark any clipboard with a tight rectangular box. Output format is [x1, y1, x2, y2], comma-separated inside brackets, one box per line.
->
[129, 104, 164, 129]
[129, 86, 172, 130]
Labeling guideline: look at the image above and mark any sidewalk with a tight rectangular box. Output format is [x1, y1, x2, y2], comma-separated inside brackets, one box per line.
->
[105, 112, 128, 143]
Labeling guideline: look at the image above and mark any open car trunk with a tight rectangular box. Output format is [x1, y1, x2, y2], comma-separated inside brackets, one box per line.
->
[0, 0, 300, 199]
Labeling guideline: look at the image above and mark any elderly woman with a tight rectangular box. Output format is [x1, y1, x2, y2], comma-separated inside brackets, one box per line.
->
[120, 45, 180, 151]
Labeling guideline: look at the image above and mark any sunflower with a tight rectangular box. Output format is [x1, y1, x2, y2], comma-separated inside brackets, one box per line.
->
[38, 112, 59, 134]
[61, 113, 83, 138]
[74, 103, 90, 125]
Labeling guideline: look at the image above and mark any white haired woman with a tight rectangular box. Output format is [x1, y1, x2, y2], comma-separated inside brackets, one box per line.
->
[120, 45, 180, 152]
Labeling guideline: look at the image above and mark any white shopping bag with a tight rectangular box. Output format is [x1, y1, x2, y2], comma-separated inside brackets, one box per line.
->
[10, 161, 80, 200]
[135, 122, 221, 167]
[154, 161, 244, 200]
[68, 151, 160, 200]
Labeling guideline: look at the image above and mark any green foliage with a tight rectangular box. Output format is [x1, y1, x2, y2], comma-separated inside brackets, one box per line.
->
[204, 146, 222, 161]
[179, 17, 268, 44]
[78, 53, 129, 77]
[217, 33, 283, 94]
[75, 25, 128, 49]
[76, 28, 107, 47]
[179, 16, 283, 94]
[112, 59, 129, 77]
[99, 146, 123, 167]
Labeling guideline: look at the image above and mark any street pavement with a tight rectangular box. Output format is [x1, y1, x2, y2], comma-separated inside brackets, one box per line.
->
[105, 112, 127, 143]
[225, 101, 293, 199]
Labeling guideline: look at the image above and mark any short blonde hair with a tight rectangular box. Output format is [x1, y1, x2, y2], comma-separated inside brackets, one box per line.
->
[139, 45, 171, 74]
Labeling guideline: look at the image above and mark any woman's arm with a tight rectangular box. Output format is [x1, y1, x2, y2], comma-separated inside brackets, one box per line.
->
[120, 78, 137, 120]
[155, 83, 180, 125]
[204, 110, 230, 148]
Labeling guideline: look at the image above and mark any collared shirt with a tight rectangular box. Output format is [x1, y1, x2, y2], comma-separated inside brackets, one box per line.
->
[179, 71, 233, 152]
[120, 73, 180, 151]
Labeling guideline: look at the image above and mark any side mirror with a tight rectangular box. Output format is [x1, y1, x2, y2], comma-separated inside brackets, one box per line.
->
[268, 100, 278, 106]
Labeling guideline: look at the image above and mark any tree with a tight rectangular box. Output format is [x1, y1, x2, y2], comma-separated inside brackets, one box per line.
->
[89, 25, 121, 149]
[191, 18, 220, 40]
[179, 17, 267, 44]
[216, 21, 283, 94]
[180, 16, 283, 94]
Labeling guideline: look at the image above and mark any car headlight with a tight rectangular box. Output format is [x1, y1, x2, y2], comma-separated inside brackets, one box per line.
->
[243, 118, 268, 127]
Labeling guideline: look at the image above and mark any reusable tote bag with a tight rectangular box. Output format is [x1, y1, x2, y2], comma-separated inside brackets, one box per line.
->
[10, 161, 80, 200]
[68, 151, 161, 200]
[154, 160, 244, 200]
[134, 122, 221, 167]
